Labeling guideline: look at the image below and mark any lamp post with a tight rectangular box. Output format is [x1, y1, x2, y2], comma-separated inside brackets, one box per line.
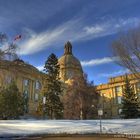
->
[43, 96, 46, 119]
[91, 105, 103, 133]
[98, 108, 103, 133]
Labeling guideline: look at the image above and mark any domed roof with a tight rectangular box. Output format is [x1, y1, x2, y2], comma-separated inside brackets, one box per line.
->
[59, 54, 82, 70]
[58, 41, 82, 71]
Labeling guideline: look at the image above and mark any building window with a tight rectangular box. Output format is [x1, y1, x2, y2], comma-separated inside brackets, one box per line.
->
[35, 81, 41, 90]
[23, 90, 28, 98]
[5, 76, 12, 84]
[23, 90, 29, 113]
[24, 79, 29, 86]
[136, 83, 140, 96]
[117, 96, 122, 104]
[118, 108, 122, 115]
[115, 86, 121, 93]
[34, 93, 39, 101]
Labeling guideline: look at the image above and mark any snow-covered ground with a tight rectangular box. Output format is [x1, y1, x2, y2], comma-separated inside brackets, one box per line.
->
[0, 119, 140, 137]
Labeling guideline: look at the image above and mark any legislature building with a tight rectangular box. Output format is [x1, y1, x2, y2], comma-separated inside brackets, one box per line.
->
[0, 59, 45, 116]
[97, 74, 140, 118]
[0, 41, 140, 118]
[0, 41, 84, 117]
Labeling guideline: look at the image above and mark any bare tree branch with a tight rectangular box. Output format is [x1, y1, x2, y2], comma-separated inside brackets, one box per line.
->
[0, 33, 19, 62]
[63, 76, 99, 119]
[112, 27, 140, 78]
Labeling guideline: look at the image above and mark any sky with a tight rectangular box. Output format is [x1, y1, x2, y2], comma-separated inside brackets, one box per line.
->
[0, 0, 140, 85]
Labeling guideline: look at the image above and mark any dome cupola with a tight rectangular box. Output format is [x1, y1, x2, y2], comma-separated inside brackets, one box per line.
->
[64, 41, 72, 55]
[58, 41, 83, 82]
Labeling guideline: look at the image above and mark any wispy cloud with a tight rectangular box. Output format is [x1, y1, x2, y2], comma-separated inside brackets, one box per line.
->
[36, 65, 44, 71]
[15, 17, 140, 55]
[17, 19, 82, 55]
[81, 57, 117, 67]
[18, 27, 66, 55]
[35, 56, 117, 71]
[84, 25, 104, 34]
[84, 17, 140, 39]
[98, 69, 130, 78]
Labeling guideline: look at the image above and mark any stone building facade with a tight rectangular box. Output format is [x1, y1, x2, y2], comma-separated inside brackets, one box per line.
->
[0, 41, 84, 117]
[1, 41, 139, 119]
[0, 59, 45, 116]
[97, 74, 140, 119]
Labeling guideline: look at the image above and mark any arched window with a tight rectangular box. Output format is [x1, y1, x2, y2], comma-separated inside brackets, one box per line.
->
[23, 79, 29, 86]
[118, 108, 122, 115]
[24, 90, 28, 98]
[115, 86, 121, 93]
[35, 80, 41, 90]
[23, 90, 29, 113]
[34, 93, 39, 102]
[136, 83, 140, 96]
[5, 75, 12, 84]
[117, 96, 122, 104]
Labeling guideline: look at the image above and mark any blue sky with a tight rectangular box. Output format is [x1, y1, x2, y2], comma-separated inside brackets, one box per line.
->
[0, 0, 140, 84]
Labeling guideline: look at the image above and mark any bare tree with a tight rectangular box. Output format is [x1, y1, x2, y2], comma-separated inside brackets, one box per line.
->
[2, 43, 18, 61]
[0, 33, 7, 60]
[0, 33, 18, 62]
[63, 76, 99, 120]
[112, 27, 140, 78]
[0, 33, 7, 43]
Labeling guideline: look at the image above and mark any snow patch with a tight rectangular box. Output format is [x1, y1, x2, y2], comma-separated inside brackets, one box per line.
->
[0, 119, 140, 137]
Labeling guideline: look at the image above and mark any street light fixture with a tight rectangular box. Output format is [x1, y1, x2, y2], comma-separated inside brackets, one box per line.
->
[91, 104, 103, 133]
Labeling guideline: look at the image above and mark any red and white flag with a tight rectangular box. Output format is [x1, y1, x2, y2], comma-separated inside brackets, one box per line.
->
[14, 35, 22, 41]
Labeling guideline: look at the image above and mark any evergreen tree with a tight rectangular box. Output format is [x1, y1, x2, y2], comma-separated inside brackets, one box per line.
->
[121, 75, 140, 118]
[0, 81, 24, 119]
[43, 53, 63, 119]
